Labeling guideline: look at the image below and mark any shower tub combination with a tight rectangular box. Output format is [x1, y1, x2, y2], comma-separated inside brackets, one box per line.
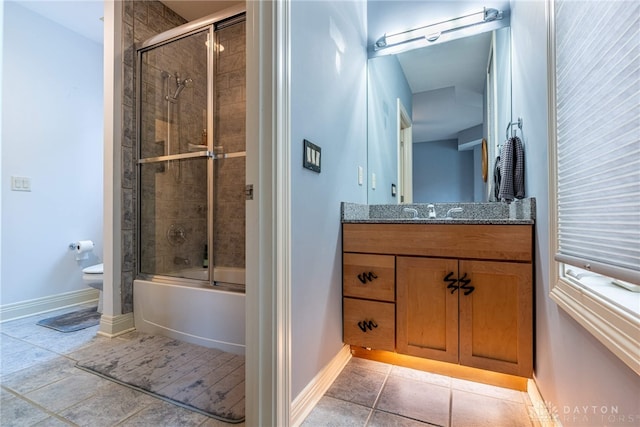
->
[133, 6, 246, 355]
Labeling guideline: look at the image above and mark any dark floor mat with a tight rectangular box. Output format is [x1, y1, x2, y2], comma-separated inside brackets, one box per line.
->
[36, 307, 100, 332]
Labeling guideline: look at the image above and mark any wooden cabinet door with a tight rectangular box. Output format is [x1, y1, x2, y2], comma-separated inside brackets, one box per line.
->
[458, 260, 533, 377]
[396, 257, 459, 363]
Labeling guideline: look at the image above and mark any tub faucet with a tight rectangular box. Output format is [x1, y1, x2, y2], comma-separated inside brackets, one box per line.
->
[446, 207, 464, 219]
[403, 207, 419, 219]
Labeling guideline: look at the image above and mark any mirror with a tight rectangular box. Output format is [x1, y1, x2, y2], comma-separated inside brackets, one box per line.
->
[367, 26, 512, 204]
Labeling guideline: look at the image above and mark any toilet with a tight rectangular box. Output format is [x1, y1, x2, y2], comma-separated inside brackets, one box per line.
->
[82, 263, 104, 313]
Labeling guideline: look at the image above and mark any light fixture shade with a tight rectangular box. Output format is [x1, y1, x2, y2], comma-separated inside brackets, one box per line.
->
[373, 7, 503, 52]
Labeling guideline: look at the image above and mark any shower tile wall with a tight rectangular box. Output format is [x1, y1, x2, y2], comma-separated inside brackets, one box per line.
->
[214, 22, 246, 269]
[121, 0, 187, 312]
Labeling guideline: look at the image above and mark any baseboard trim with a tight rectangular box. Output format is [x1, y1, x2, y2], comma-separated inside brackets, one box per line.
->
[0, 288, 99, 323]
[291, 345, 352, 427]
[528, 377, 563, 426]
[97, 312, 135, 338]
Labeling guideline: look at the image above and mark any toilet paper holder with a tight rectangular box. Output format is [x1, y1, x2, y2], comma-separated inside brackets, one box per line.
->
[69, 241, 94, 251]
[70, 240, 95, 261]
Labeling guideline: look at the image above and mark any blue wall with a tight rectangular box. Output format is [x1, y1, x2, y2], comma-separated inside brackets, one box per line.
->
[511, 0, 640, 421]
[367, 54, 412, 204]
[412, 140, 474, 202]
[1, 2, 103, 305]
[290, 0, 368, 398]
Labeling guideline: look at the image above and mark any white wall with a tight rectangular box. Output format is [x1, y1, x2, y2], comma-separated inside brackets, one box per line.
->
[290, 0, 368, 398]
[1, 2, 103, 305]
[511, 1, 640, 424]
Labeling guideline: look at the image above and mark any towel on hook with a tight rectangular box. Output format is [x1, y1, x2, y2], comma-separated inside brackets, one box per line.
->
[498, 136, 525, 202]
[493, 155, 501, 201]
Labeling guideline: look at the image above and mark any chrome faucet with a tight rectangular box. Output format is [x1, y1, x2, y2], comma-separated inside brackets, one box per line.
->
[427, 204, 436, 219]
[403, 207, 419, 219]
[446, 207, 464, 219]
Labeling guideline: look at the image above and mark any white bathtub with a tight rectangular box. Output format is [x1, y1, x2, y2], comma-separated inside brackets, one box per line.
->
[133, 274, 245, 355]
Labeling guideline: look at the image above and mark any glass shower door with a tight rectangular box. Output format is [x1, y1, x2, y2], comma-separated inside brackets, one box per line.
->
[138, 28, 212, 281]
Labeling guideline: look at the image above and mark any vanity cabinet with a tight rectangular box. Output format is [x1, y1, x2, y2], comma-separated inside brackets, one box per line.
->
[342, 223, 533, 378]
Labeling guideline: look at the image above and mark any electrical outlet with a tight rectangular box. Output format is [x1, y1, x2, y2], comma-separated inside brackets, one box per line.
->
[358, 166, 363, 185]
[372, 173, 376, 190]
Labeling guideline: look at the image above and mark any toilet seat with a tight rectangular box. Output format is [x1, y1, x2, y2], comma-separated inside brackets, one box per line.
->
[83, 263, 103, 275]
[82, 263, 104, 314]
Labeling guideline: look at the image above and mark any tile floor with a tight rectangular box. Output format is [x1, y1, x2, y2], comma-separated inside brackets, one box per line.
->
[0, 304, 238, 427]
[1, 304, 539, 426]
[302, 357, 540, 427]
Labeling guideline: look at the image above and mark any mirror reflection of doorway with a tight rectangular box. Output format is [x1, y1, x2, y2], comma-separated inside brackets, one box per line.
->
[397, 99, 412, 203]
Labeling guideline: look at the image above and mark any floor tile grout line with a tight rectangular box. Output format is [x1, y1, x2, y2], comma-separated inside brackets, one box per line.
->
[363, 366, 391, 426]
[448, 384, 453, 427]
[0, 325, 102, 362]
[1, 383, 83, 427]
[2, 313, 244, 427]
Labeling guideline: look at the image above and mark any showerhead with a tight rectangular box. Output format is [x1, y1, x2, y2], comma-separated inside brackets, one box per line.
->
[172, 77, 193, 99]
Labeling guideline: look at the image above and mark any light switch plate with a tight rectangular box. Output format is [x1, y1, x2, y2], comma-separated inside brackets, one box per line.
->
[11, 176, 31, 192]
[303, 139, 321, 173]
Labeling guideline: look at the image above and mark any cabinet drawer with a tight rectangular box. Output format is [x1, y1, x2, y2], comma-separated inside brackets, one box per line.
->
[343, 223, 533, 262]
[343, 253, 395, 302]
[343, 297, 395, 351]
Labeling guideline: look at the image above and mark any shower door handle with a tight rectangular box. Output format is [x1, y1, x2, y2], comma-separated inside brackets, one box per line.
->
[138, 151, 214, 164]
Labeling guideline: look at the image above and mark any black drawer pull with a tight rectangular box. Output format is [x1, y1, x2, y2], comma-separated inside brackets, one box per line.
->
[357, 272, 378, 284]
[357, 320, 378, 332]
[458, 273, 475, 295]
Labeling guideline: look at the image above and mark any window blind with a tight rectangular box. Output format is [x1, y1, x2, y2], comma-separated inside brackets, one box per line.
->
[554, 0, 640, 285]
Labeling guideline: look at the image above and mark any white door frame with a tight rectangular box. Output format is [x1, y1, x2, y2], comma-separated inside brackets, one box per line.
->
[397, 99, 413, 204]
[246, 1, 291, 425]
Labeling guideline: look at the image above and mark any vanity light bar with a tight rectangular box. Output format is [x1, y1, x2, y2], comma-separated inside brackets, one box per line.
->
[374, 7, 503, 51]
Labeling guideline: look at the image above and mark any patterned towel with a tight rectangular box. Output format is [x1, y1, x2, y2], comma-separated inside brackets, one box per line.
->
[498, 136, 525, 202]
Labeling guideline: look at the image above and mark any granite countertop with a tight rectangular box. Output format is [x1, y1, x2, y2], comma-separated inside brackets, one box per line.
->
[341, 199, 536, 225]
[343, 217, 534, 225]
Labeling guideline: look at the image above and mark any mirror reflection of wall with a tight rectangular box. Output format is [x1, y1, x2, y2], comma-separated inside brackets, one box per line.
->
[367, 2, 511, 204]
